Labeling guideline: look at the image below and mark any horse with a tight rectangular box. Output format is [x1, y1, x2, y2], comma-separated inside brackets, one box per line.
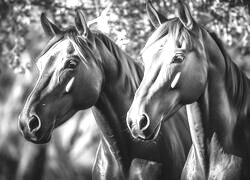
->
[126, 1, 250, 179]
[18, 10, 191, 179]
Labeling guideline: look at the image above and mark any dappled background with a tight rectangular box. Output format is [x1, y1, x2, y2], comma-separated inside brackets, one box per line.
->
[0, 0, 250, 179]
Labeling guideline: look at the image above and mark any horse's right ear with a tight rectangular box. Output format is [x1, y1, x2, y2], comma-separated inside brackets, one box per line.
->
[146, 0, 168, 28]
[40, 13, 61, 37]
[74, 9, 90, 37]
[176, 3, 194, 30]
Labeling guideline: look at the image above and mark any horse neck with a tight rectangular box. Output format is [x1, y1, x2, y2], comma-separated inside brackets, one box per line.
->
[92, 33, 143, 170]
[185, 30, 250, 176]
[186, 30, 250, 175]
[205, 30, 250, 154]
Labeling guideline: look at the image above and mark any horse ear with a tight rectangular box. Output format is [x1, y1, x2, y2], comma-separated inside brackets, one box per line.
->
[176, 3, 194, 30]
[40, 13, 61, 37]
[75, 10, 90, 37]
[146, 0, 168, 28]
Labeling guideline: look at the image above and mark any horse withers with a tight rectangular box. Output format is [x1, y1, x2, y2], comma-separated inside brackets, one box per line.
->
[126, 1, 250, 179]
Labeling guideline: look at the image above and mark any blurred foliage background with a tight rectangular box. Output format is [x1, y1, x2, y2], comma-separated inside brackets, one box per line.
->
[0, 0, 250, 179]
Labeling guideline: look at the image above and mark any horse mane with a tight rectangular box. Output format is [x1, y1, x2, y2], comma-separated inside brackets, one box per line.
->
[208, 31, 248, 112]
[94, 32, 143, 96]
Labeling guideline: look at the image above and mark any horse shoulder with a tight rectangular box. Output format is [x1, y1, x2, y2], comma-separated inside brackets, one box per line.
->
[92, 139, 125, 180]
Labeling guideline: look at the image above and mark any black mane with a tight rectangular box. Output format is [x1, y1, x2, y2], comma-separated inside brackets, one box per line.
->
[94, 32, 143, 95]
[208, 31, 248, 112]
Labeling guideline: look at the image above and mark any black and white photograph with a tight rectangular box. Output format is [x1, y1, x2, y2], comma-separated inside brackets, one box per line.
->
[1, 0, 250, 179]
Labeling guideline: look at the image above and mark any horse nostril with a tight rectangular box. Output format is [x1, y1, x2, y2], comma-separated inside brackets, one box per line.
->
[28, 115, 41, 133]
[138, 114, 150, 131]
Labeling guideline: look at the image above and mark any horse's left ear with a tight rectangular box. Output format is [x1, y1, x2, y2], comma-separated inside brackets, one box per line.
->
[40, 13, 62, 37]
[177, 3, 194, 30]
[146, 0, 168, 28]
[75, 10, 91, 38]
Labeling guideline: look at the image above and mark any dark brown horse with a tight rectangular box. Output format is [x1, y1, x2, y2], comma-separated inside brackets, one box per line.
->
[18, 10, 191, 179]
[127, 1, 250, 179]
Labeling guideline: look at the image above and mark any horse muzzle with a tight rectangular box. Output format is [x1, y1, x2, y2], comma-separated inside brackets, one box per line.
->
[18, 114, 50, 144]
[127, 113, 159, 140]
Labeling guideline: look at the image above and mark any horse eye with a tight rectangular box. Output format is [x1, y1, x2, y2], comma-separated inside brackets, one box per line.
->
[172, 54, 185, 63]
[64, 59, 78, 69]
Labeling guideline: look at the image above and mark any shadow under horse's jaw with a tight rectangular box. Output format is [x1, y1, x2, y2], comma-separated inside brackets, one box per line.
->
[132, 123, 162, 142]
[26, 133, 52, 144]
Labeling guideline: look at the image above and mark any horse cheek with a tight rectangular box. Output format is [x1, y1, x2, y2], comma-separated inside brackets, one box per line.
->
[180, 67, 207, 104]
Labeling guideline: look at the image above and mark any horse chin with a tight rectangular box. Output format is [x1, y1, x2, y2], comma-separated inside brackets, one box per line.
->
[138, 121, 162, 142]
[23, 128, 52, 144]
[29, 134, 52, 144]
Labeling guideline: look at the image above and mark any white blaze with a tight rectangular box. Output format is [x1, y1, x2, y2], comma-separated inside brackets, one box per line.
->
[171, 72, 181, 89]
[65, 77, 75, 93]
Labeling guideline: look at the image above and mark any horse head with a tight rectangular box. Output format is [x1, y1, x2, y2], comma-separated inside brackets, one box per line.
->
[127, 1, 208, 140]
[18, 10, 104, 143]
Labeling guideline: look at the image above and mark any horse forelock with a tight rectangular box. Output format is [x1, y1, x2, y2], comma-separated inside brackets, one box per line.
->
[142, 18, 196, 54]
[65, 29, 93, 65]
